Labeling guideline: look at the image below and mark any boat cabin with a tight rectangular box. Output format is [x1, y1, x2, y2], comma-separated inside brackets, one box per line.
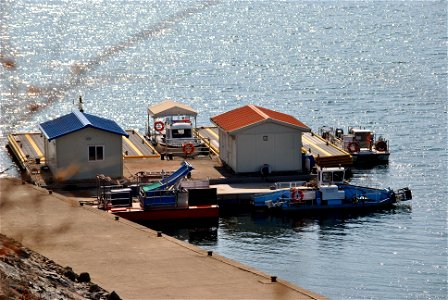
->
[317, 167, 346, 203]
[318, 167, 345, 186]
[347, 128, 374, 149]
[147, 100, 202, 151]
[165, 117, 194, 140]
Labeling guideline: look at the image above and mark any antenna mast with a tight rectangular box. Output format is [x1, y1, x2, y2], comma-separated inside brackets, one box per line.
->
[78, 96, 84, 112]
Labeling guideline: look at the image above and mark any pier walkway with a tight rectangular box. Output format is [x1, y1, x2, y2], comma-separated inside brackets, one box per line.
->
[301, 132, 353, 167]
[195, 126, 220, 155]
[122, 129, 160, 159]
[0, 178, 326, 299]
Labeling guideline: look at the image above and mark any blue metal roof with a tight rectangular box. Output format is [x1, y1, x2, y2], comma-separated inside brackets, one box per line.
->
[39, 110, 129, 141]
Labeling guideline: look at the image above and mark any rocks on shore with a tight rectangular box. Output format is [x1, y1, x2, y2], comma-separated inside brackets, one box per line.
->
[0, 234, 120, 300]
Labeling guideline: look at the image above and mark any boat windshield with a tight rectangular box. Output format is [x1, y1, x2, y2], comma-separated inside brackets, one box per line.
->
[333, 171, 344, 182]
[320, 169, 345, 185]
[172, 129, 192, 139]
[354, 131, 373, 148]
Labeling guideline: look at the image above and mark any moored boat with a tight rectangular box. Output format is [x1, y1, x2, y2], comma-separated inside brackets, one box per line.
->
[146, 100, 205, 157]
[319, 126, 390, 165]
[252, 167, 411, 213]
[96, 161, 219, 223]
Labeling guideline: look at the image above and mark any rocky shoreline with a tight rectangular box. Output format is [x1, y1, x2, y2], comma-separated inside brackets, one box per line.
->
[0, 234, 120, 300]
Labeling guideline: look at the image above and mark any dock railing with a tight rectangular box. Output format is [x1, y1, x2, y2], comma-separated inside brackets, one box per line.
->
[160, 137, 211, 158]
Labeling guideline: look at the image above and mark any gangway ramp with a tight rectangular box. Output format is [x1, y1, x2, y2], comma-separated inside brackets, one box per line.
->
[195, 126, 219, 155]
[7, 133, 45, 167]
[123, 130, 159, 159]
[301, 132, 352, 167]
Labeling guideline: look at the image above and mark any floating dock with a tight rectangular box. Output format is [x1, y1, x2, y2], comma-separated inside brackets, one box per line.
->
[7, 130, 160, 163]
[7, 128, 351, 169]
[7, 132, 45, 168]
[6, 130, 160, 186]
[7, 127, 351, 188]
[7, 132, 48, 186]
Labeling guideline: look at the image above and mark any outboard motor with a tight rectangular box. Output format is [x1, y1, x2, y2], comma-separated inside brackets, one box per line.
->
[335, 128, 344, 139]
[394, 187, 412, 202]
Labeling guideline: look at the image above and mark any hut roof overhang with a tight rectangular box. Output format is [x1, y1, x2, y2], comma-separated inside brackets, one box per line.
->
[39, 110, 129, 141]
[210, 104, 310, 134]
[148, 100, 197, 118]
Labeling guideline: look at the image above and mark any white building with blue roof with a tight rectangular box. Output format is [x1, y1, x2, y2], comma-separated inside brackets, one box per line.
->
[39, 110, 129, 181]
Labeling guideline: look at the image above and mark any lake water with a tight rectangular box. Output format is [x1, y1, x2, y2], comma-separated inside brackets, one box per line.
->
[1, 1, 446, 299]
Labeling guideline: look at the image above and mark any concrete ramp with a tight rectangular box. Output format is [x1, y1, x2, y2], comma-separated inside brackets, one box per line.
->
[0, 178, 326, 299]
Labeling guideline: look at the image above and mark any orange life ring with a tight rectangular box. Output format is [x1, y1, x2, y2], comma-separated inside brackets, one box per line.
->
[182, 143, 195, 155]
[290, 188, 304, 202]
[154, 121, 164, 132]
[375, 140, 387, 152]
[297, 190, 304, 201]
[347, 141, 360, 153]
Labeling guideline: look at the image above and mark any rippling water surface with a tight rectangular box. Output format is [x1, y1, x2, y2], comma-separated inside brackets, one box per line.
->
[1, 1, 446, 299]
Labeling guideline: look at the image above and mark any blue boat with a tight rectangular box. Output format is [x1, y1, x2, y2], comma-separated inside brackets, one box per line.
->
[252, 167, 412, 213]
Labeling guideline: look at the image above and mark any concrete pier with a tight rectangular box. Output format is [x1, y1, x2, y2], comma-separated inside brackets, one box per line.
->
[0, 178, 326, 299]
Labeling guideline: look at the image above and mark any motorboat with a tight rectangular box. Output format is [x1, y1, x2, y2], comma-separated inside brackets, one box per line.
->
[252, 167, 411, 213]
[147, 100, 204, 157]
[320, 126, 390, 165]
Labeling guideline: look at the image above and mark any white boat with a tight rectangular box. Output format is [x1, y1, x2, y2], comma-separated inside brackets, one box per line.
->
[146, 100, 204, 156]
[320, 126, 390, 165]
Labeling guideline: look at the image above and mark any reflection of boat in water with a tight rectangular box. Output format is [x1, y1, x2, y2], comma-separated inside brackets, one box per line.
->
[146, 100, 206, 157]
[252, 167, 411, 213]
[319, 126, 390, 165]
[96, 161, 219, 223]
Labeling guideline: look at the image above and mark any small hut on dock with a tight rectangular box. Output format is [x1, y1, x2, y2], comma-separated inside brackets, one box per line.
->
[211, 105, 310, 174]
[39, 110, 129, 181]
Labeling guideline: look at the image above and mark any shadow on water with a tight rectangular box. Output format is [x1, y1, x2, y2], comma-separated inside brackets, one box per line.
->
[351, 163, 390, 173]
[137, 218, 219, 245]
[138, 204, 412, 246]
[245, 204, 411, 234]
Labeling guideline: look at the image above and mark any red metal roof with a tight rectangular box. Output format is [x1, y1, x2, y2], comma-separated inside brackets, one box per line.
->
[210, 105, 309, 132]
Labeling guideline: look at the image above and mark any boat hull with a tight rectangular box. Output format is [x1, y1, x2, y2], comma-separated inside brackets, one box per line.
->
[252, 182, 411, 215]
[152, 137, 206, 157]
[111, 205, 219, 222]
[352, 151, 390, 165]
[252, 199, 401, 216]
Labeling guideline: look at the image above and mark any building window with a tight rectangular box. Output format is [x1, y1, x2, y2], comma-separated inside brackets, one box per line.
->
[263, 136, 268, 141]
[88, 145, 104, 161]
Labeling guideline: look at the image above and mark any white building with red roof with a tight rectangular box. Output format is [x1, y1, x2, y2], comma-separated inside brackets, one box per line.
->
[211, 105, 310, 174]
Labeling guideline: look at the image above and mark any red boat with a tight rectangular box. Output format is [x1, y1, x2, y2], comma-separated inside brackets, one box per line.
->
[97, 161, 219, 223]
[109, 204, 219, 222]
